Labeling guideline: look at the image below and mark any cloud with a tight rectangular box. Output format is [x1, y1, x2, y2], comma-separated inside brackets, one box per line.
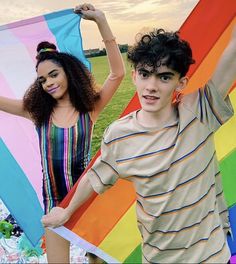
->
[0, 0, 198, 26]
[0, 0, 80, 25]
[0, 0, 51, 25]
[94, 0, 198, 25]
[0, 0, 199, 49]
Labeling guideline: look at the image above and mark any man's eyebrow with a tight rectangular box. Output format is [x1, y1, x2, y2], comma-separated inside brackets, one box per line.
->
[137, 68, 175, 76]
[137, 68, 153, 73]
[156, 72, 175, 76]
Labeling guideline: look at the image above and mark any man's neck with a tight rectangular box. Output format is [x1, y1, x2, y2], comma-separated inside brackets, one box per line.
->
[137, 105, 177, 128]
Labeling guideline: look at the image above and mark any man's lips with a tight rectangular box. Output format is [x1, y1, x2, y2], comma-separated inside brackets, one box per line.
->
[143, 95, 160, 100]
[142, 95, 160, 104]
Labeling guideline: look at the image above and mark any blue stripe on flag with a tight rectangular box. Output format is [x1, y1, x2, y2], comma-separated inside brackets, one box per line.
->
[227, 204, 236, 255]
[0, 138, 44, 246]
[45, 9, 91, 70]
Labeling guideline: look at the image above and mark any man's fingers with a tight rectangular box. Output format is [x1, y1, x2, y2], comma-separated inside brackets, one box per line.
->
[41, 215, 54, 227]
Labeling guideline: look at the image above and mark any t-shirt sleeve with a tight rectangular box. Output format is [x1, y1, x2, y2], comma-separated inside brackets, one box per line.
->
[87, 127, 119, 194]
[182, 79, 234, 132]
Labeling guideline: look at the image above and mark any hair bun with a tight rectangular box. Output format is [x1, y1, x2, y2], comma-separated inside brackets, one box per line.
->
[36, 41, 57, 53]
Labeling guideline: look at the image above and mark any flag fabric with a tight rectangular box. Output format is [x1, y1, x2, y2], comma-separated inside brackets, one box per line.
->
[52, 0, 236, 263]
[0, 1, 235, 262]
[0, 138, 44, 246]
[0, 9, 89, 246]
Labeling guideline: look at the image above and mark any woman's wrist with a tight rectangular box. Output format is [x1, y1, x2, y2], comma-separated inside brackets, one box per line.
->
[94, 12, 106, 25]
[96, 17, 115, 43]
[102, 37, 116, 43]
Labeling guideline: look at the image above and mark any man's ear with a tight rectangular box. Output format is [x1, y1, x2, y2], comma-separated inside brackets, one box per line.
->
[131, 69, 137, 85]
[177, 76, 189, 91]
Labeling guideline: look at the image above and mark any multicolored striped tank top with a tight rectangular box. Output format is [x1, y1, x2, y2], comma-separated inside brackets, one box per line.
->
[36, 112, 93, 213]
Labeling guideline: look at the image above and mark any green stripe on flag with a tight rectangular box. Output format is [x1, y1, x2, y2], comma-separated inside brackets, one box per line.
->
[124, 244, 142, 263]
[220, 149, 236, 207]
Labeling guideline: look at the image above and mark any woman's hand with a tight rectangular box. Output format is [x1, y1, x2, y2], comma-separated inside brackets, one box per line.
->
[74, 3, 105, 23]
[41, 207, 71, 228]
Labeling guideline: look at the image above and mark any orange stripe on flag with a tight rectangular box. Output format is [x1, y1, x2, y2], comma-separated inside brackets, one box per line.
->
[186, 18, 236, 93]
[71, 180, 136, 245]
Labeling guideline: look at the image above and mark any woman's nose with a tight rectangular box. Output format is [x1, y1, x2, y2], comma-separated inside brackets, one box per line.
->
[45, 78, 53, 87]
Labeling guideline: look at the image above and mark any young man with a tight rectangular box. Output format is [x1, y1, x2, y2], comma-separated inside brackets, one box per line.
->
[42, 27, 236, 263]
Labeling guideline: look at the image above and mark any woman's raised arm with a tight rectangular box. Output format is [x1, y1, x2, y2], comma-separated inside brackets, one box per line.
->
[74, 4, 125, 122]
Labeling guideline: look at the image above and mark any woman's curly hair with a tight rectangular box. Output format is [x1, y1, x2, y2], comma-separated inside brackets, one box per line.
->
[127, 28, 195, 77]
[23, 41, 100, 127]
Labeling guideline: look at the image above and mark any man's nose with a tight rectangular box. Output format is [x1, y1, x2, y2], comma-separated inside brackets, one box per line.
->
[145, 76, 158, 92]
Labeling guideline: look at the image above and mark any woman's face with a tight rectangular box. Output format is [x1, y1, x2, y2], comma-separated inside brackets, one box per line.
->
[37, 60, 69, 101]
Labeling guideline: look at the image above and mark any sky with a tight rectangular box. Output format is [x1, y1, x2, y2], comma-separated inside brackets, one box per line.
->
[0, 0, 199, 49]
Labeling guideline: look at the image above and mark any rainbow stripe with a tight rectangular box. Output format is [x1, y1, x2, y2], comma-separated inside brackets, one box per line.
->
[0, 1, 235, 261]
[55, 0, 236, 262]
[0, 9, 89, 245]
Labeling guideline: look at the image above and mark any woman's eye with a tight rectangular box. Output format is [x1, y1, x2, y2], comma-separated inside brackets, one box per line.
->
[39, 79, 45, 85]
[51, 73, 58, 78]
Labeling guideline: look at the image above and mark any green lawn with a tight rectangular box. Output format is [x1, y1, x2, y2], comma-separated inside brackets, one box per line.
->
[89, 53, 136, 157]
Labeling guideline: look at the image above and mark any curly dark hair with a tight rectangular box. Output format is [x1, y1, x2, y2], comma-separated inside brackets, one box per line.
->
[127, 28, 195, 77]
[23, 41, 100, 127]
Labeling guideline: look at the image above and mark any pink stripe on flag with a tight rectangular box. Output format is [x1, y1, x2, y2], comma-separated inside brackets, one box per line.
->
[0, 72, 43, 205]
[10, 16, 58, 61]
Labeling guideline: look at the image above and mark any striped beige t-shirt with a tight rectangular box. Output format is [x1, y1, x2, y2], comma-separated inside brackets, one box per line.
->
[87, 80, 233, 263]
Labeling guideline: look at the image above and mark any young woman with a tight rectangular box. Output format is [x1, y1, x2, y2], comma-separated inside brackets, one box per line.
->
[0, 3, 125, 263]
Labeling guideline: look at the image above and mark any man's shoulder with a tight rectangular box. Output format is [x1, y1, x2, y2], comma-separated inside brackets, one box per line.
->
[103, 111, 136, 143]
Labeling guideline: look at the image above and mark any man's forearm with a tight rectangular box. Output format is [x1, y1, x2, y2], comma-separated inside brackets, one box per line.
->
[65, 175, 94, 217]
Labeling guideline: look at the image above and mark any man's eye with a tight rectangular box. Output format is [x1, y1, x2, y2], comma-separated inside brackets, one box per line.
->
[139, 71, 149, 78]
[160, 75, 170, 81]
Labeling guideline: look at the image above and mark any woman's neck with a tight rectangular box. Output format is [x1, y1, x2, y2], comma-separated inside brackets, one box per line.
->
[56, 97, 73, 108]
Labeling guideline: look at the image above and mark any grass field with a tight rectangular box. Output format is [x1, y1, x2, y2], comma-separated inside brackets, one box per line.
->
[89, 53, 136, 157]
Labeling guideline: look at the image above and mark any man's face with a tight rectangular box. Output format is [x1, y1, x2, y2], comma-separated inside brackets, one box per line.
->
[132, 64, 187, 114]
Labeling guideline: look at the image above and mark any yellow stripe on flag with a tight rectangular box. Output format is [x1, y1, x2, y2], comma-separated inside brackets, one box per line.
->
[99, 203, 141, 262]
[215, 88, 236, 161]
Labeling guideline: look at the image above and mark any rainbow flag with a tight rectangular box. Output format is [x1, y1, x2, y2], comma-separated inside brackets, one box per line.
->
[0, 9, 89, 246]
[53, 0, 236, 263]
[0, 0, 235, 262]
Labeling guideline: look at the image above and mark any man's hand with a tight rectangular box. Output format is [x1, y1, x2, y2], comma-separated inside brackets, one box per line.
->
[41, 207, 70, 228]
